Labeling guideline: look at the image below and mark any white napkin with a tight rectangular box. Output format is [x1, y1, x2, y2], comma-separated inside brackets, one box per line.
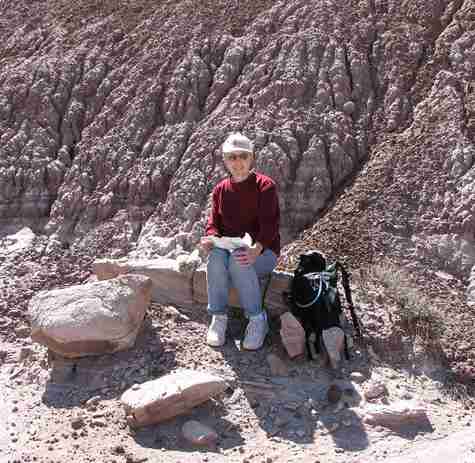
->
[208, 233, 253, 251]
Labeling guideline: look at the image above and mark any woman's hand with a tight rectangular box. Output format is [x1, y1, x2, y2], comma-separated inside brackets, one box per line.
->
[200, 237, 214, 254]
[233, 244, 262, 267]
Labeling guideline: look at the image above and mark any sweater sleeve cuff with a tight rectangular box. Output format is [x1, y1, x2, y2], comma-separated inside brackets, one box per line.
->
[206, 228, 220, 237]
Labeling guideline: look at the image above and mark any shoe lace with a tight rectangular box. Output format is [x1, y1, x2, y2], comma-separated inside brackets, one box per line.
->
[213, 316, 227, 331]
[246, 318, 262, 339]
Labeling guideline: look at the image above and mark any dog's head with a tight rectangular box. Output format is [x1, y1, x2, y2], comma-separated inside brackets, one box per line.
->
[295, 250, 326, 276]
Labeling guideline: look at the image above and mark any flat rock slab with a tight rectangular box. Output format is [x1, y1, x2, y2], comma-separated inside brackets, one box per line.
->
[121, 369, 227, 427]
[29, 274, 152, 358]
[94, 258, 292, 318]
[363, 400, 428, 428]
[94, 258, 194, 309]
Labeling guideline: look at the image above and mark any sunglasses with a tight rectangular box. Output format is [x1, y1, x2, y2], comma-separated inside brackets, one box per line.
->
[223, 152, 250, 161]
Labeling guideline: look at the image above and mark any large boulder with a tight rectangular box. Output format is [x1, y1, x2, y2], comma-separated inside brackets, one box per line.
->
[121, 369, 227, 427]
[29, 274, 152, 358]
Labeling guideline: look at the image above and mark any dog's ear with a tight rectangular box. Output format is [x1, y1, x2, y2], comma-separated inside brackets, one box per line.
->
[307, 251, 325, 272]
[299, 254, 311, 267]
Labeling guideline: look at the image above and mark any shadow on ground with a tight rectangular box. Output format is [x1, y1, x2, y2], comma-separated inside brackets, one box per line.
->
[369, 327, 475, 405]
[42, 316, 176, 409]
[212, 312, 370, 451]
[131, 399, 245, 452]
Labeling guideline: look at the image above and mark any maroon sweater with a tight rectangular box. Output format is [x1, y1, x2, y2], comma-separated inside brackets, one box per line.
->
[206, 172, 281, 256]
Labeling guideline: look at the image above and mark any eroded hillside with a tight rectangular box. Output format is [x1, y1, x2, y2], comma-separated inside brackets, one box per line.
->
[0, 1, 472, 284]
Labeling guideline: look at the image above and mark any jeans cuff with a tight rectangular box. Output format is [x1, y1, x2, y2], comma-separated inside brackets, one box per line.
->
[207, 307, 228, 316]
[248, 311, 266, 321]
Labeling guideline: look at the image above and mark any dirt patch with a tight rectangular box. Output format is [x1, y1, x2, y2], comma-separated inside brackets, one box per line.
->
[1, 295, 473, 463]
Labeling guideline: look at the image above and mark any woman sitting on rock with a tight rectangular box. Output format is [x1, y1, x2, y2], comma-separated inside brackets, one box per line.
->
[200, 133, 281, 350]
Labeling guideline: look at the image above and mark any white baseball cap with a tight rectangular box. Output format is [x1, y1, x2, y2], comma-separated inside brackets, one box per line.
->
[222, 133, 254, 154]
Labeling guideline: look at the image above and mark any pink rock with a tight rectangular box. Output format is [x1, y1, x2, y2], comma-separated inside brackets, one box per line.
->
[266, 353, 289, 376]
[363, 400, 428, 429]
[121, 369, 227, 427]
[364, 381, 388, 401]
[182, 420, 218, 447]
[280, 312, 305, 359]
[321, 326, 345, 369]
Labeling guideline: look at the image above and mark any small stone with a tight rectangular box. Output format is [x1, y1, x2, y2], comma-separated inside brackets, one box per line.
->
[328, 422, 340, 433]
[249, 398, 259, 408]
[91, 419, 106, 427]
[296, 429, 305, 438]
[350, 372, 365, 383]
[111, 444, 125, 455]
[71, 416, 85, 430]
[367, 346, 381, 362]
[18, 347, 33, 362]
[364, 382, 388, 401]
[15, 325, 30, 338]
[343, 101, 355, 115]
[182, 420, 218, 447]
[85, 396, 101, 408]
[341, 387, 359, 407]
[266, 353, 289, 376]
[283, 402, 300, 411]
[274, 415, 289, 427]
[327, 384, 342, 404]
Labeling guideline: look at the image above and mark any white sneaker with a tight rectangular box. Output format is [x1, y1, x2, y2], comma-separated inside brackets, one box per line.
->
[243, 313, 269, 350]
[206, 315, 228, 347]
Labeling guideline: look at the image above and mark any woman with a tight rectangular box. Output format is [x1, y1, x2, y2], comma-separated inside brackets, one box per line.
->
[201, 133, 280, 350]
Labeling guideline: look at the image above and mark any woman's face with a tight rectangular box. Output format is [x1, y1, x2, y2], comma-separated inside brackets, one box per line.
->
[223, 151, 254, 181]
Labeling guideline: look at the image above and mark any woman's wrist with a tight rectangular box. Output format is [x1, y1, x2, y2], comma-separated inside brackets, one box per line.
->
[253, 241, 264, 254]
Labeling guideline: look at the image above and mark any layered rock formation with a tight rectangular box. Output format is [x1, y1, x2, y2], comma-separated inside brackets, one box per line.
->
[0, 0, 474, 292]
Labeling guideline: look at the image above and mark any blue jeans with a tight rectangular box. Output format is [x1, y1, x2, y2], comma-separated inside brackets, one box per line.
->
[206, 248, 278, 318]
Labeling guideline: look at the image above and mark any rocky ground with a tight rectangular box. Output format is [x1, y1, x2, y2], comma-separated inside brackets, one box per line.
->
[1, 0, 475, 461]
[0, 236, 474, 463]
[1, 300, 473, 463]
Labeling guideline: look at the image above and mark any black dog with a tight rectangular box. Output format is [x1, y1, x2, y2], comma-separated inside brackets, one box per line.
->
[284, 251, 345, 361]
